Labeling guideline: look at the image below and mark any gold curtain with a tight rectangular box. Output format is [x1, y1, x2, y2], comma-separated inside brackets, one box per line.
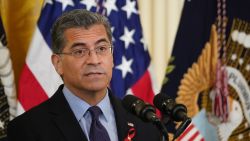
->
[0, 0, 43, 85]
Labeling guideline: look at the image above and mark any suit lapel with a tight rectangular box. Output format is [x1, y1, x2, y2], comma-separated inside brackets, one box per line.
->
[48, 85, 88, 141]
[108, 90, 133, 141]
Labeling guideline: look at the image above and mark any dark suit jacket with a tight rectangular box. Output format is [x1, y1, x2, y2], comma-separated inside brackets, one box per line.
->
[7, 85, 161, 141]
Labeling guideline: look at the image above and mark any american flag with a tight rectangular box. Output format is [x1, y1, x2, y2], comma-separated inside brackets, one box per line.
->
[17, 0, 157, 114]
[177, 124, 204, 141]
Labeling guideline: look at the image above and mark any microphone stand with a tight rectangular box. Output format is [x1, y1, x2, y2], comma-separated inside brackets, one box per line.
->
[161, 114, 191, 141]
[154, 118, 169, 141]
[142, 105, 169, 141]
[173, 117, 191, 141]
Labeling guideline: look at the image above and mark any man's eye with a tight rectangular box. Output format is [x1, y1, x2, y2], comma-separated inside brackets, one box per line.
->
[73, 49, 84, 55]
[97, 46, 107, 52]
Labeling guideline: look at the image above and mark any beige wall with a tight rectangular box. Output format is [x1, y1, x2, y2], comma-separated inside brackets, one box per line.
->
[138, 0, 184, 86]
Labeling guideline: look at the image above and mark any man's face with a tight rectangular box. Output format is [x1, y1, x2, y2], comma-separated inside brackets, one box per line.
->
[52, 24, 113, 94]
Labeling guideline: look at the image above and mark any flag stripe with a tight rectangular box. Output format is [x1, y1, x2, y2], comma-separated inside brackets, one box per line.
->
[132, 70, 154, 104]
[193, 134, 204, 141]
[180, 128, 198, 141]
[18, 64, 48, 111]
[178, 124, 194, 140]
[189, 129, 200, 141]
[178, 123, 205, 141]
[16, 101, 25, 116]
[26, 27, 62, 97]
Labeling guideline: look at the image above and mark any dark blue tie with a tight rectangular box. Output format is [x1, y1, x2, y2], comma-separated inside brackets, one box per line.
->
[88, 106, 111, 141]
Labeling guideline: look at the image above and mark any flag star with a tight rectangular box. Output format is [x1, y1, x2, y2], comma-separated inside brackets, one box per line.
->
[116, 56, 133, 78]
[122, 0, 138, 19]
[120, 27, 135, 49]
[0, 120, 4, 129]
[126, 89, 133, 95]
[104, 0, 118, 16]
[111, 27, 115, 42]
[140, 37, 148, 51]
[56, 0, 74, 11]
[43, 0, 53, 7]
[80, 0, 97, 11]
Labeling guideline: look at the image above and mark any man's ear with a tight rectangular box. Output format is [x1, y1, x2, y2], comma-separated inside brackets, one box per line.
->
[51, 54, 63, 75]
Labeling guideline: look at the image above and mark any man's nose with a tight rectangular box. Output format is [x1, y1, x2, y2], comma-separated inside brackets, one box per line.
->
[85, 50, 101, 64]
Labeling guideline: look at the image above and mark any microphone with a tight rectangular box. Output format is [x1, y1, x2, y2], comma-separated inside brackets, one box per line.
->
[122, 94, 158, 122]
[122, 95, 169, 140]
[153, 93, 191, 140]
[153, 93, 188, 122]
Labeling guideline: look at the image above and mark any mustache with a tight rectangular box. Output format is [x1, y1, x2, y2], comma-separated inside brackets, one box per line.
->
[84, 66, 106, 75]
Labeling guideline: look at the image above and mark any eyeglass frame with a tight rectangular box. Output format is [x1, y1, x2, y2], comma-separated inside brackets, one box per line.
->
[55, 45, 113, 58]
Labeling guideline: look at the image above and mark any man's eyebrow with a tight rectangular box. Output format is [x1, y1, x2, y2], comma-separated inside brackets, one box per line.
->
[70, 38, 110, 48]
[71, 42, 86, 48]
[95, 38, 110, 45]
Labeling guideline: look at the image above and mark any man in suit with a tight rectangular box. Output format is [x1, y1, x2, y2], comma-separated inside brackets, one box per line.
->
[7, 9, 161, 141]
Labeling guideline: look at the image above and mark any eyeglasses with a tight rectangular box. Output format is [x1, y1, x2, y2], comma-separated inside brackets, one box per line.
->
[56, 45, 113, 58]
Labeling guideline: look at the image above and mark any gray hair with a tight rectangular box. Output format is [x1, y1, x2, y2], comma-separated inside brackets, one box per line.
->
[51, 9, 112, 53]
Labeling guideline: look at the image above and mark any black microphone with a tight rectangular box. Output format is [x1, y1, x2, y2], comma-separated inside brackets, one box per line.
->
[122, 94, 158, 122]
[153, 93, 191, 140]
[153, 93, 188, 122]
[122, 95, 169, 140]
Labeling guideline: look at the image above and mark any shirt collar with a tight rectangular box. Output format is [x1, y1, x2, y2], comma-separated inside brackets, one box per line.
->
[96, 90, 113, 122]
[63, 86, 112, 122]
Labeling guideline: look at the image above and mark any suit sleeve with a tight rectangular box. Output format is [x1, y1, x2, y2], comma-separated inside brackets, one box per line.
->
[7, 118, 37, 141]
